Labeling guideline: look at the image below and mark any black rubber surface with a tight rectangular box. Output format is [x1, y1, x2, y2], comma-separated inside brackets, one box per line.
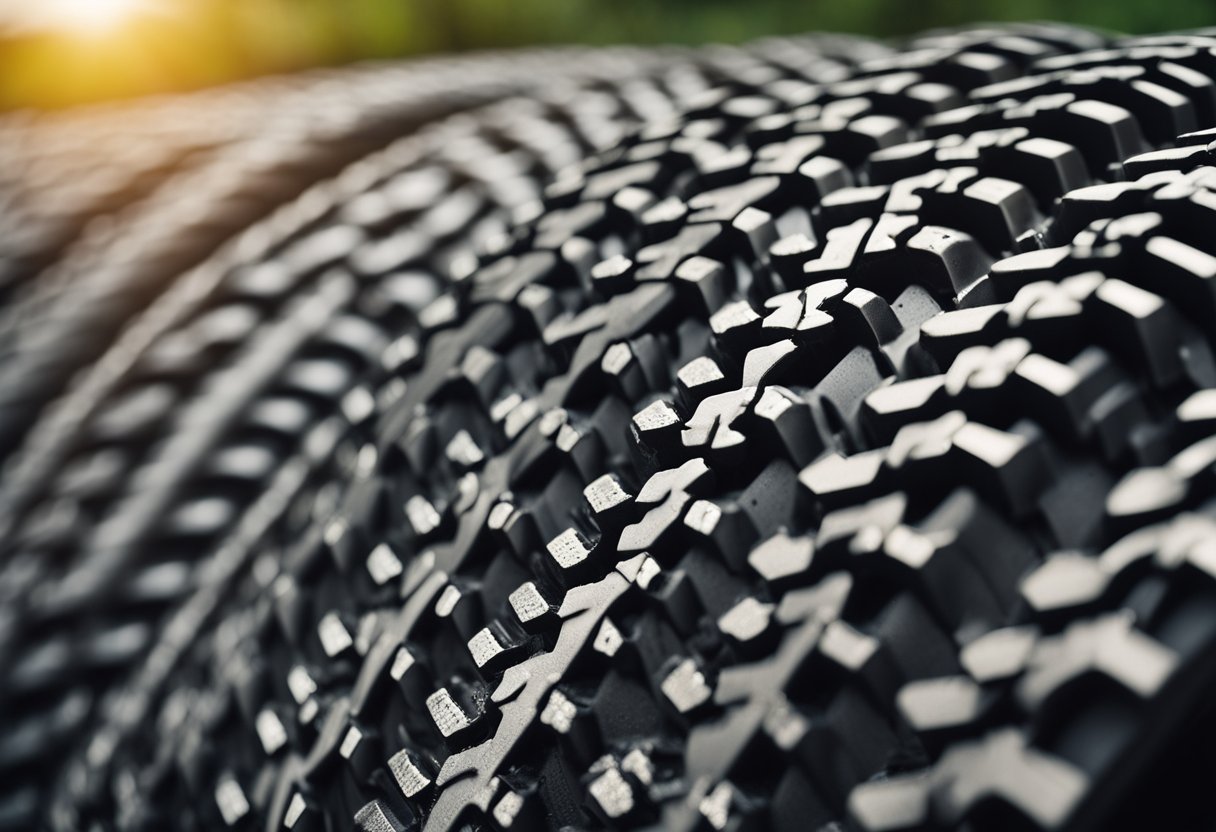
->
[7, 23, 1216, 832]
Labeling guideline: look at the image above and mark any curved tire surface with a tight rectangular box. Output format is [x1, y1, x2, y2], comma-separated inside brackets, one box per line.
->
[4, 23, 1216, 832]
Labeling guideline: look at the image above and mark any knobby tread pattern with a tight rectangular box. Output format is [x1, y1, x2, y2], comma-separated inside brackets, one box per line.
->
[0, 44, 734, 468]
[9, 21, 1216, 832]
[0, 36, 887, 831]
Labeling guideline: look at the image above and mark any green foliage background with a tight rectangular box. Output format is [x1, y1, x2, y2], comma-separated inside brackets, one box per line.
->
[3, 0, 1214, 108]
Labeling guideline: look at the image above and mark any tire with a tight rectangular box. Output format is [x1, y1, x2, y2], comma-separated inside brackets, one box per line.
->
[9, 22, 1216, 832]
[0, 36, 885, 829]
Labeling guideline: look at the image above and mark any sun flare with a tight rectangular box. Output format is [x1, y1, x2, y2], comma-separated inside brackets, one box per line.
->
[1, 0, 153, 36]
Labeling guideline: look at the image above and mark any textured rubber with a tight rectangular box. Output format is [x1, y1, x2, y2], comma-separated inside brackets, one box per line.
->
[8, 22, 1216, 832]
[0, 36, 884, 829]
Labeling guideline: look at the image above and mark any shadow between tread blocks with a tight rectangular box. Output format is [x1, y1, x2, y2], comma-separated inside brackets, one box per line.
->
[17, 22, 1216, 832]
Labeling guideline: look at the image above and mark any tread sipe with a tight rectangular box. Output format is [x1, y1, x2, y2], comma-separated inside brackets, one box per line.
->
[7, 22, 1216, 832]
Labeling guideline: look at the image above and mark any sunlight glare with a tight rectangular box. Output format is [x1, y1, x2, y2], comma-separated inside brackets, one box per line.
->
[28, 0, 151, 36]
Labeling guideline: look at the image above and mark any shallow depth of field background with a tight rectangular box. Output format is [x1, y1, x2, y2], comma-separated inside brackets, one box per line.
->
[1, 0, 1214, 109]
